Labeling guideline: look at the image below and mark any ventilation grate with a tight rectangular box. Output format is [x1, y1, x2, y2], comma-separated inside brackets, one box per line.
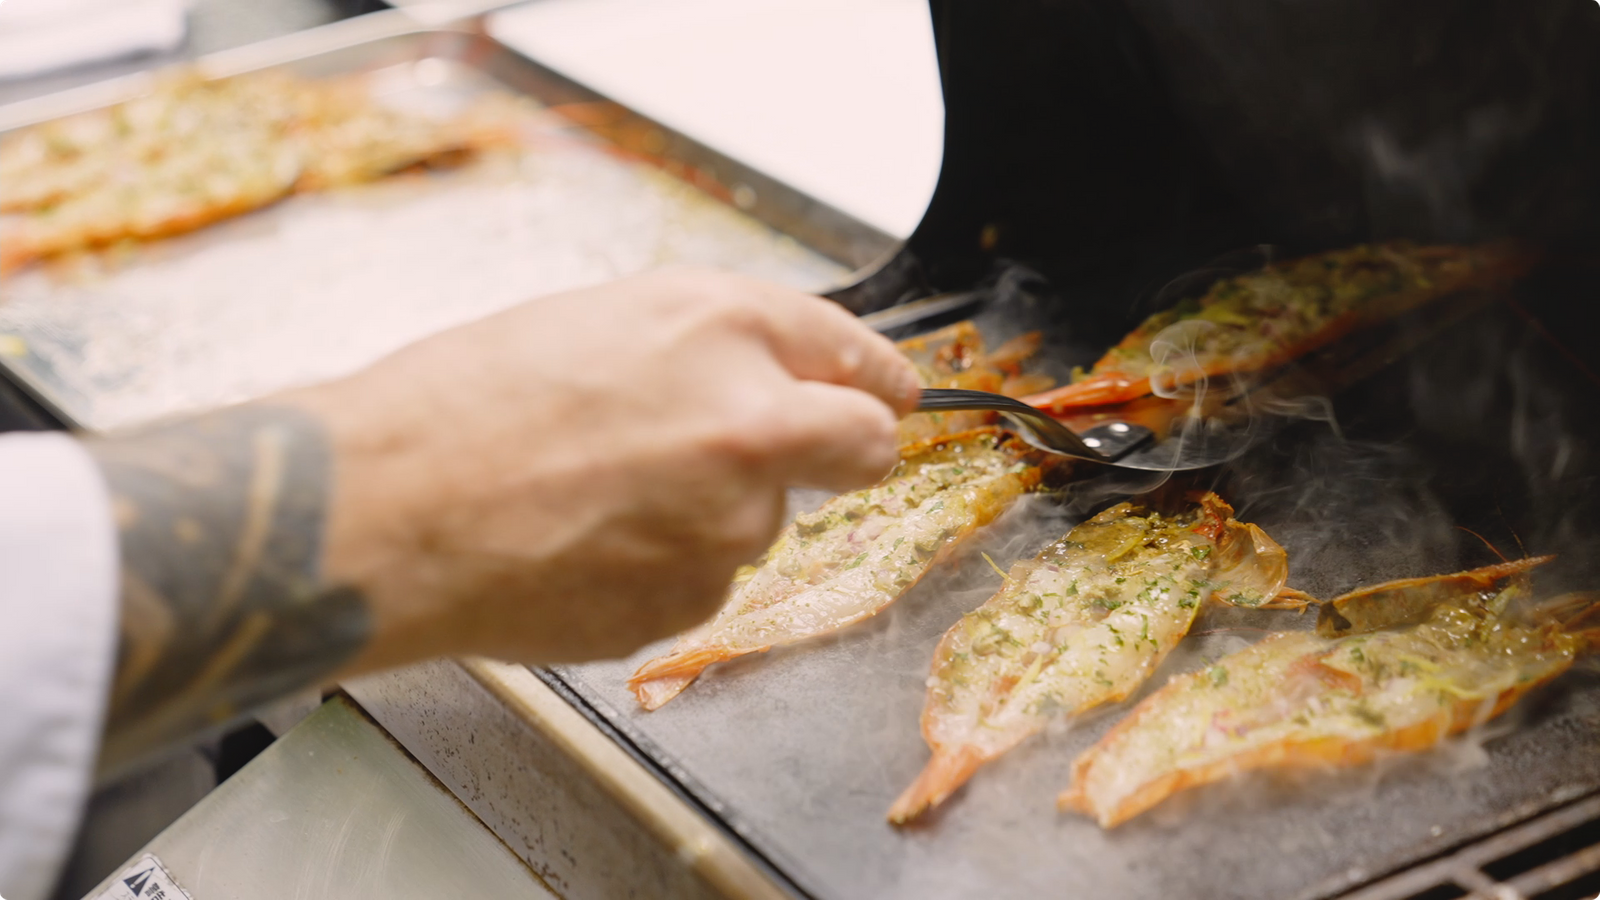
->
[1339, 794, 1600, 900]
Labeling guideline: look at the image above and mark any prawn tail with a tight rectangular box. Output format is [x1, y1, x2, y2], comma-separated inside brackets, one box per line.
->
[1056, 753, 1116, 822]
[1056, 781, 1091, 816]
[1019, 375, 1153, 414]
[627, 646, 732, 711]
[0, 238, 39, 274]
[1264, 587, 1320, 611]
[630, 673, 699, 711]
[985, 331, 1045, 373]
[1057, 765, 1186, 829]
[887, 746, 987, 826]
[1210, 518, 1293, 609]
[1532, 592, 1600, 643]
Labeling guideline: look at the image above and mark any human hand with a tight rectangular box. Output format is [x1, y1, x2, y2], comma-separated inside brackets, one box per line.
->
[295, 266, 921, 667]
[89, 266, 915, 772]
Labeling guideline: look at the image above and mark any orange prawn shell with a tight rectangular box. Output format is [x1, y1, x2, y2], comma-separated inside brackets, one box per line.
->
[1023, 240, 1539, 414]
[629, 427, 1054, 710]
[1317, 555, 1555, 637]
[1059, 635, 1571, 828]
[894, 323, 1053, 446]
[889, 490, 1294, 824]
[1060, 558, 1586, 830]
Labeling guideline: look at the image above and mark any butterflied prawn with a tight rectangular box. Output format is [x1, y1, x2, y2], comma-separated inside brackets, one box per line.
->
[895, 322, 1054, 445]
[0, 70, 520, 272]
[888, 492, 1299, 824]
[1060, 557, 1582, 828]
[1022, 241, 1536, 414]
[629, 428, 1060, 710]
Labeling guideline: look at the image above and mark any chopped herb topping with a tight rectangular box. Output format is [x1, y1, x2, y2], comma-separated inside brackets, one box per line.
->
[1351, 703, 1386, 729]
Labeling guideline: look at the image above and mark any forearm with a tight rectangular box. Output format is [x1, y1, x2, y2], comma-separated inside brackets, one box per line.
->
[80, 267, 917, 775]
[84, 403, 370, 777]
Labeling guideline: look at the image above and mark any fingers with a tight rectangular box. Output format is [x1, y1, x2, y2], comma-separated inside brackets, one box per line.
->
[728, 276, 922, 417]
[766, 381, 901, 492]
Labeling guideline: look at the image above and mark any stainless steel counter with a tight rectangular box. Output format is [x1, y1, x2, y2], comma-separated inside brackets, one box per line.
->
[82, 696, 558, 900]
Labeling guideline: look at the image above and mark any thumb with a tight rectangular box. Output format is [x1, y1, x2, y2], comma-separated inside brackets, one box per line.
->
[767, 381, 902, 493]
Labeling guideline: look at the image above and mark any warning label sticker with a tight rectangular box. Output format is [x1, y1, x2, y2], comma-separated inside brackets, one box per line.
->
[91, 854, 194, 900]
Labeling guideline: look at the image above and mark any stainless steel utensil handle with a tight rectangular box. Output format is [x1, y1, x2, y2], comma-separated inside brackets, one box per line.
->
[916, 388, 1150, 463]
[859, 292, 984, 333]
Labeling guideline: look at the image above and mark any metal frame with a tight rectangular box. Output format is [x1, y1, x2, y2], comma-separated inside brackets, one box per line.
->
[0, 7, 897, 272]
[1339, 791, 1600, 900]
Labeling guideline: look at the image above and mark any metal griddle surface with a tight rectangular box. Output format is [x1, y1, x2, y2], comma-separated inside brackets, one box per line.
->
[552, 281, 1600, 900]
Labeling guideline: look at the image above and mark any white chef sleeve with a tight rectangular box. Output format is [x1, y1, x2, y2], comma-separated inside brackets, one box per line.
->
[0, 432, 119, 900]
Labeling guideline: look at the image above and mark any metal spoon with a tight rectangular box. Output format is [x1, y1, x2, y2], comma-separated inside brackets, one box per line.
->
[917, 388, 1282, 472]
[915, 388, 1153, 464]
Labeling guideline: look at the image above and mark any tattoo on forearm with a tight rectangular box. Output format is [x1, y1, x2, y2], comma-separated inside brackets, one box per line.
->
[86, 405, 369, 775]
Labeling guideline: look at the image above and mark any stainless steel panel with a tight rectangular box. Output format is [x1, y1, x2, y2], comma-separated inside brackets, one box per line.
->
[345, 659, 785, 900]
[83, 696, 556, 900]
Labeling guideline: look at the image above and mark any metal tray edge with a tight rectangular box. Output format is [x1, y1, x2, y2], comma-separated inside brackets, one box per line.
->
[461, 658, 805, 900]
[0, 8, 903, 436]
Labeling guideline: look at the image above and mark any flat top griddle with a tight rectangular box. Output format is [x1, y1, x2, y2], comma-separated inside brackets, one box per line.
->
[550, 269, 1600, 900]
[7, 7, 1600, 898]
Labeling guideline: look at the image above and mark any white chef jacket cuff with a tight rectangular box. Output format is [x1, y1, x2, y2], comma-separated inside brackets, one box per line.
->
[0, 432, 119, 900]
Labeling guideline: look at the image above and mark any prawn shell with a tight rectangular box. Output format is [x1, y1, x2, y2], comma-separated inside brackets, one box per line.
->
[894, 323, 1052, 446]
[1061, 576, 1594, 829]
[1059, 639, 1570, 828]
[1022, 240, 1539, 414]
[1316, 555, 1555, 637]
[888, 490, 1293, 824]
[0, 69, 519, 272]
[629, 427, 1054, 710]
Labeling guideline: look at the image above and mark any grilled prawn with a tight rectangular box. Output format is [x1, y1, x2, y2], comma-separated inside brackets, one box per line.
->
[0, 70, 517, 272]
[889, 493, 1299, 824]
[896, 321, 1054, 445]
[629, 428, 1057, 710]
[1060, 558, 1584, 828]
[1022, 241, 1535, 414]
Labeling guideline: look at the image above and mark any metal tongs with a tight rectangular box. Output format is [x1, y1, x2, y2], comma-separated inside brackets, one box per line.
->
[916, 388, 1268, 471]
[868, 296, 1283, 472]
[917, 388, 1153, 464]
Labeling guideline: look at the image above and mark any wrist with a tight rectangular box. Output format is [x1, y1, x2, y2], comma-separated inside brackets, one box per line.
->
[279, 374, 443, 669]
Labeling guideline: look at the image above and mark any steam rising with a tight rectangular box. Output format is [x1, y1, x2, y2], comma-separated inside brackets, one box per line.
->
[552, 255, 1600, 900]
[843, 255, 1597, 837]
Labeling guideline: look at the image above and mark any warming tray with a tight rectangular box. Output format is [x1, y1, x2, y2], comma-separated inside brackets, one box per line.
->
[0, 9, 890, 432]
